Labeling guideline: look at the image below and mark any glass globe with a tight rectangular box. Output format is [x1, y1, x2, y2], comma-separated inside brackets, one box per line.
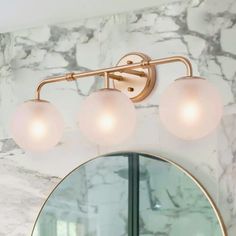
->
[78, 89, 136, 146]
[159, 76, 223, 140]
[10, 100, 64, 152]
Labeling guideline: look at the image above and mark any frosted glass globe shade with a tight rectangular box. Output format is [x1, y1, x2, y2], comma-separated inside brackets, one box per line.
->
[10, 100, 64, 152]
[159, 77, 223, 140]
[78, 89, 136, 146]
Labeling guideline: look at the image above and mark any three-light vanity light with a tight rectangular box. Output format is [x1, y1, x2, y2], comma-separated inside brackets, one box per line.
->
[10, 52, 223, 152]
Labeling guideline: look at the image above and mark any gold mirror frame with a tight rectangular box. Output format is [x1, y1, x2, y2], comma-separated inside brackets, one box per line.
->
[31, 151, 228, 236]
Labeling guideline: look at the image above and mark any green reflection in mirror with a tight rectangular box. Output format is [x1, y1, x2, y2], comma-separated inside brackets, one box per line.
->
[31, 152, 227, 236]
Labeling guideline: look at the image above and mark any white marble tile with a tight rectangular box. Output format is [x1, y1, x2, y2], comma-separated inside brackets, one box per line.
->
[221, 26, 236, 55]
[0, 0, 235, 235]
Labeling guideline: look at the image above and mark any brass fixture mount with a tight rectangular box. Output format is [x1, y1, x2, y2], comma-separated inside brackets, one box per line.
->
[35, 52, 193, 102]
[113, 52, 156, 102]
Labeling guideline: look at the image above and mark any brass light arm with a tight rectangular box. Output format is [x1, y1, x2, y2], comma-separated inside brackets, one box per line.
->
[121, 69, 146, 77]
[108, 74, 124, 81]
[148, 56, 193, 77]
[35, 74, 71, 100]
[35, 55, 193, 100]
[104, 72, 110, 89]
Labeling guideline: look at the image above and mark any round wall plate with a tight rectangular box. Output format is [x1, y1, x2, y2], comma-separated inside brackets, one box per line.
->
[113, 52, 157, 103]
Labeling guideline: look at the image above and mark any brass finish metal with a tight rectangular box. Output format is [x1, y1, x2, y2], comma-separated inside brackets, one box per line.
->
[36, 74, 69, 100]
[104, 72, 110, 89]
[30, 151, 227, 236]
[35, 52, 193, 101]
[65, 72, 76, 81]
[113, 52, 157, 102]
[122, 69, 146, 77]
[108, 74, 124, 81]
[149, 56, 192, 76]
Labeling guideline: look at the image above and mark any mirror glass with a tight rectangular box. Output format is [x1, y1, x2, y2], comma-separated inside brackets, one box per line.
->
[32, 152, 226, 236]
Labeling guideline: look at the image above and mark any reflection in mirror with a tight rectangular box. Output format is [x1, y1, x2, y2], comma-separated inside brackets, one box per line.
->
[32, 152, 227, 236]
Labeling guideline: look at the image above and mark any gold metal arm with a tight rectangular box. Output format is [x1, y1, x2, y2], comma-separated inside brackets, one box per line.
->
[104, 72, 110, 89]
[35, 53, 193, 100]
[148, 56, 192, 76]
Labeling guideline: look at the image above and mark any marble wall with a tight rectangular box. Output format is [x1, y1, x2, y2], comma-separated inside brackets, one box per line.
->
[0, 0, 235, 235]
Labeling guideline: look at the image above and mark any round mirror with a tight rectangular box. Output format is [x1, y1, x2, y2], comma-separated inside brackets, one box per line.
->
[31, 152, 227, 236]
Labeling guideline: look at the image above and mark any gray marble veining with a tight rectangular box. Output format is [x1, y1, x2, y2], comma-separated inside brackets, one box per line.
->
[0, 0, 235, 235]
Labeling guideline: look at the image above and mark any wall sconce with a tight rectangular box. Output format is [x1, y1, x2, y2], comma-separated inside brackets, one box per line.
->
[10, 52, 223, 152]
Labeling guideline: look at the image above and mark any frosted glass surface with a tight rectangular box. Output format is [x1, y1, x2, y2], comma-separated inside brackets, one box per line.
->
[159, 77, 223, 140]
[78, 89, 136, 146]
[10, 100, 64, 152]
